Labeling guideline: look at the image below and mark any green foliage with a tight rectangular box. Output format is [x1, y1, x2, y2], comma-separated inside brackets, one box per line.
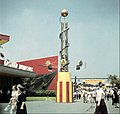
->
[108, 74, 120, 88]
[115, 79, 120, 88]
[27, 90, 56, 97]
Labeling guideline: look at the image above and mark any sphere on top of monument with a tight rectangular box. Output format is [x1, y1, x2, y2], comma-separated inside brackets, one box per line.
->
[61, 9, 68, 17]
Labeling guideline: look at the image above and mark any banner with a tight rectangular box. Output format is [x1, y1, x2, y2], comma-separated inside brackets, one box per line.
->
[83, 79, 105, 84]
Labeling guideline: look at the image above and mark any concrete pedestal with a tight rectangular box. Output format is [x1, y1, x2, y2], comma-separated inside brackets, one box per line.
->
[56, 72, 73, 103]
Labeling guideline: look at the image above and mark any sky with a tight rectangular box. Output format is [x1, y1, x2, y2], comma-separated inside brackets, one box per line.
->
[0, 0, 119, 78]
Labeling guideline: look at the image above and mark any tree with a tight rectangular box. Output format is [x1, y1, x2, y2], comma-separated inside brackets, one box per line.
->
[115, 79, 120, 89]
[108, 75, 120, 88]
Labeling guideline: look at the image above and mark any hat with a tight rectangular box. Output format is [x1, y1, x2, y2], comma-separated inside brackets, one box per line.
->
[17, 84, 24, 89]
[114, 87, 118, 90]
[99, 82, 105, 87]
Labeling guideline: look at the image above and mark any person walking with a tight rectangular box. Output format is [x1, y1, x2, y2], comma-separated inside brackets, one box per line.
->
[16, 84, 27, 114]
[110, 88, 114, 105]
[83, 91, 88, 103]
[78, 90, 81, 100]
[4, 85, 18, 114]
[92, 89, 97, 103]
[94, 82, 108, 114]
[10, 85, 18, 114]
[113, 87, 119, 108]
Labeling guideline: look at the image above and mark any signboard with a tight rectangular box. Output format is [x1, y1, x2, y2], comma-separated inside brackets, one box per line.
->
[4, 60, 33, 72]
[83, 79, 105, 84]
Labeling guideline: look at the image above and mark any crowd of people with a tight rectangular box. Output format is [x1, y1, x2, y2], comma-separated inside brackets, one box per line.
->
[3, 84, 27, 114]
[1, 82, 120, 114]
[73, 83, 120, 114]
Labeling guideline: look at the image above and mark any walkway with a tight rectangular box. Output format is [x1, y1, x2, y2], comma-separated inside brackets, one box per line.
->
[0, 99, 119, 114]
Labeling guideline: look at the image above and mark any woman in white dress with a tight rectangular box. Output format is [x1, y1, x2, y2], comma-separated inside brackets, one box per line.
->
[10, 85, 18, 114]
[94, 82, 108, 114]
[4, 85, 18, 114]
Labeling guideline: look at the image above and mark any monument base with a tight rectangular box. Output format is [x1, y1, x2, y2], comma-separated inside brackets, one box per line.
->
[56, 72, 73, 103]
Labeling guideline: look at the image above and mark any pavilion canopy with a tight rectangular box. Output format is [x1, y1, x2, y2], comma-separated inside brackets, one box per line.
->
[0, 34, 10, 46]
[0, 65, 36, 78]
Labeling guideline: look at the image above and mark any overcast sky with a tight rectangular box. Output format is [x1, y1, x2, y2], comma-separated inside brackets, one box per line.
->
[0, 0, 119, 78]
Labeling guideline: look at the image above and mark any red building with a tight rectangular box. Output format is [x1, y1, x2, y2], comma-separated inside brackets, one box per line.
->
[17, 56, 58, 90]
[0, 56, 58, 90]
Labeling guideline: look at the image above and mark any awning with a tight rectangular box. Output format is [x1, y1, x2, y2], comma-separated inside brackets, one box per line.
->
[0, 65, 36, 78]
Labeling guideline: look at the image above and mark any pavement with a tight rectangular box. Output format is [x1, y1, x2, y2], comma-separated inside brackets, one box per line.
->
[0, 98, 120, 114]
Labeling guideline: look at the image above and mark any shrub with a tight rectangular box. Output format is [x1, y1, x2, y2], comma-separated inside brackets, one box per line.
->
[27, 90, 56, 97]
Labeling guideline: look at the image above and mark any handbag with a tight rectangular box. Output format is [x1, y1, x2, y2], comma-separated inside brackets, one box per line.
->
[4, 104, 11, 111]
